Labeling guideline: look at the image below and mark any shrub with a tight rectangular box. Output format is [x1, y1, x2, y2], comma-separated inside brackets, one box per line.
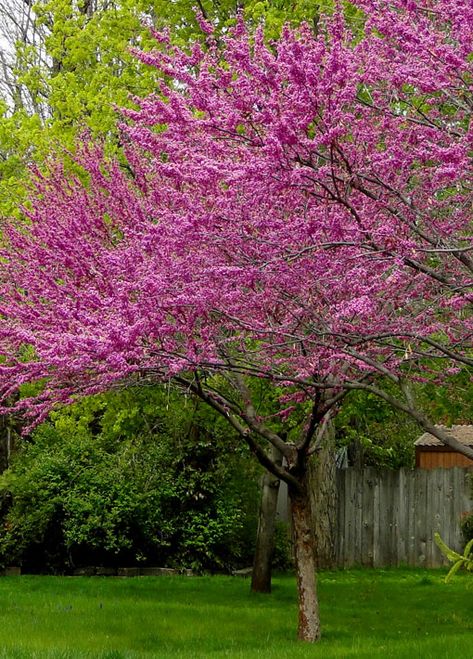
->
[0, 388, 260, 573]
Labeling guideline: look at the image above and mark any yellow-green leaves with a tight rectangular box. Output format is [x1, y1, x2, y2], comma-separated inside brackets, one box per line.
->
[434, 532, 473, 582]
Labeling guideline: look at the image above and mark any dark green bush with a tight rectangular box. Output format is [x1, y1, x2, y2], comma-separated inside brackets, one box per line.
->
[0, 388, 260, 573]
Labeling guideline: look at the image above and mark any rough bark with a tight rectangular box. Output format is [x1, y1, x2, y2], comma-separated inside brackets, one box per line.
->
[309, 421, 337, 569]
[289, 474, 320, 642]
[251, 445, 283, 593]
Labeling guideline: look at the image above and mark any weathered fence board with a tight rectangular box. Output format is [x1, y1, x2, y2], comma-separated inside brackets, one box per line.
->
[277, 466, 472, 567]
[335, 467, 472, 568]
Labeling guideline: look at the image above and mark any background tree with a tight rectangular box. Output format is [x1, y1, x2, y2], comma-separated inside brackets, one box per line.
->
[0, 0, 156, 215]
[0, 0, 332, 216]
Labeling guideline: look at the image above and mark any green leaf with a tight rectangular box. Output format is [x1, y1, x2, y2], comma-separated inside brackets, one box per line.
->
[445, 559, 464, 584]
[434, 532, 463, 563]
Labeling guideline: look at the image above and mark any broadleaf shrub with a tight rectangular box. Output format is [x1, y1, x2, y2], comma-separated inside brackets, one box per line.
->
[0, 388, 260, 573]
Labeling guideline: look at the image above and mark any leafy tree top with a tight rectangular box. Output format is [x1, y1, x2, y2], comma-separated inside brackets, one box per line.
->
[0, 0, 329, 216]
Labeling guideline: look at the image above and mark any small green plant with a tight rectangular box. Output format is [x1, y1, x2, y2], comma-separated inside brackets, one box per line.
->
[434, 533, 473, 582]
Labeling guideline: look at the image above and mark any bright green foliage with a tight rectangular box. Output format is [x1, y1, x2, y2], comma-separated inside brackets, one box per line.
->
[35, 0, 163, 133]
[419, 370, 473, 426]
[0, 388, 260, 572]
[0, 0, 335, 216]
[335, 388, 418, 469]
[0, 105, 45, 218]
[240, 0, 330, 37]
[0, 2, 151, 214]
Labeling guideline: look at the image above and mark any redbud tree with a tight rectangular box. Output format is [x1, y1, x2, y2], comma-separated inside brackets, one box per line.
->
[0, 0, 472, 642]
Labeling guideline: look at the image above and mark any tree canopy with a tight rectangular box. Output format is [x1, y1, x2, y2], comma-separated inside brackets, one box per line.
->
[1, 1, 471, 438]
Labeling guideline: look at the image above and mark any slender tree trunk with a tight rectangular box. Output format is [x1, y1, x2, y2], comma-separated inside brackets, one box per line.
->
[251, 446, 283, 593]
[0, 416, 14, 474]
[289, 473, 320, 642]
[309, 421, 337, 569]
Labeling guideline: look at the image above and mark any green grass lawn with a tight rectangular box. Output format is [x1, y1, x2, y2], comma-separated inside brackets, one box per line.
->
[0, 569, 471, 658]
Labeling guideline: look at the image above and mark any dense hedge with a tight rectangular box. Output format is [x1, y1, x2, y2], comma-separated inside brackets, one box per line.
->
[0, 388, 260, 573]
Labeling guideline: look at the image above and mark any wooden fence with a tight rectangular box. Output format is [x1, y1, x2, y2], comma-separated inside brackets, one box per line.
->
[336, 467, 472, 568]
[277, 467, 472, 568]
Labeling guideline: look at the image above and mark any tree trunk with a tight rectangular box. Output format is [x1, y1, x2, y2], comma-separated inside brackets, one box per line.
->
[309, 421, 337, 569]
[289, 474, 320, 642]
[0, 417, 13, 474]
[251, 446, 283, 593]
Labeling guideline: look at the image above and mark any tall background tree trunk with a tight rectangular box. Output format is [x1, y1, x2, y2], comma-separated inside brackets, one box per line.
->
[0, 416, 14, 474]
[309, 421, 337, 569]
[251, 445, 283, 593]
[289, 472, 320, 642]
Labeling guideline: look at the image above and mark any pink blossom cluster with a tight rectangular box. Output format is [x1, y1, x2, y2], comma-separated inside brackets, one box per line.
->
[0, 0, 471, 424]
